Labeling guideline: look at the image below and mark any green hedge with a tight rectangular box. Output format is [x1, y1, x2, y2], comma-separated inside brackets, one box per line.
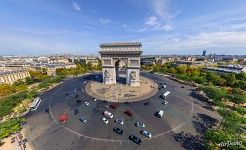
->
[0, 117, 26, 138]
[0, 91, 37, 117]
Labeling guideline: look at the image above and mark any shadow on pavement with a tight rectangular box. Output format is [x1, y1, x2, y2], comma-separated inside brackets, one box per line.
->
[173, 131, 205, 150]
[173, 113, 219, 150]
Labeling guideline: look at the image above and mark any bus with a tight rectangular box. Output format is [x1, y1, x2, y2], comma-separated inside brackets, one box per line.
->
[30, 97, 41, 111]
[161, 91, 170, 99]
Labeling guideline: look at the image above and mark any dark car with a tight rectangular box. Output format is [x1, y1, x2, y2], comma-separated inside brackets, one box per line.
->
[124, 110, 133, 117]
[66, 93, 69, 96]
[103, 100, 108, 103]
[74, 109, 79, 115]
[110, 104, 118, 109]
[113, 127, 123, 135]
[45, 108, 50, 113]
[144, 102, 150, 106]
[129, 135, 142, 145]
[75, 94, 79, 98]
[181, 86, 184, 88]
[76, 100, 82, 103]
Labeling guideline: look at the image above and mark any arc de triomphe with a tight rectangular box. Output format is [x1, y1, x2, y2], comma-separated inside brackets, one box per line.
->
[99, 42, 143, 87]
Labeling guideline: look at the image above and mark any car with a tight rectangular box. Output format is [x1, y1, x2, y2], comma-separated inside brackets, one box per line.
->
[45, 108, 50, 113]
[102, 105, 109, 108]
[144, 102, 150, 106]
[84, 101, 89, 105]
[129, 135, 142, 145]
[162, 101, 168, 105]
[113, 127, 123, 135]
[66, 93, 69, 96]
[103, 100, 108, 103]
[181, 86, 184, 88]
[74, 109, 79, 115]
[140, 130, 152, 138]
[79, 117, 87, 123]
[76, 100, 82, 103]
[94, 98, 97, 101]
[101, 118, 109, 124]
[110, 104, 118, 109]
[84, 81, 86, 84]
[75, 94, 79, 98]
[103, 110, 113, 118]
[124, 110, 133, 117]
[115, 118, 124, 125]
[135, 122, 145, 128]
[124, 101, 129, 105]
[155, 110, 164, 118]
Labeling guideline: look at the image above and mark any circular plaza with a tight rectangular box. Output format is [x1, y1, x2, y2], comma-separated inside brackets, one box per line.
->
[85, 75, 158, 102]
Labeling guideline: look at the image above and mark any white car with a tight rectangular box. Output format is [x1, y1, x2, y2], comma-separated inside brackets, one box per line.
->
[140, 130, 152, 138]
[84, 102, 89, 105]
[115, 118, 124, 125]
[102, 118, 109, 124]
[84, 81, 86, 84]
[135, 122, 145, 128]
[94, 98, 97, 101]
[103, 110, 113, 118]
[163, 101, 168, 105]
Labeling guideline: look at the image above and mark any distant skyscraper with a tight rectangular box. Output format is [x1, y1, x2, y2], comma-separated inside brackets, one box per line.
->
[202, 50, 206, 56]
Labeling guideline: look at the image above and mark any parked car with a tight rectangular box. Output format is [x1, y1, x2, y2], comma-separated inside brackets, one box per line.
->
[113, 127, 123, 135]
[103, 100, 108, 103]
[181, 86, 184, 88]
[102, 105, 109, 108]
[79, 117, 87, 123]
[135, 122, 145, 128]
[129, 135, 142, 145]
[103, 111, 113, 118]
[110, 104, 118, 109]
[76, 100, 82, 103]
[66, 93, 69, 96]
[75, 94, 79, 98]
[102, 118, 109, 124]
[124, 110, 133, 117]
[115, 118, 124, 125]
[140, 130, 152, 138]
[84, 101, 89, 105]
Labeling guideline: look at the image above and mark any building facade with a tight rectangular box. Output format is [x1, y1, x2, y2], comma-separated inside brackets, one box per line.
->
[0, 70, 30, 84]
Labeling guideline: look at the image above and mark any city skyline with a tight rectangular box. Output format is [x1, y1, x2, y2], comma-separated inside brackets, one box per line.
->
[0, 0, 246, 55]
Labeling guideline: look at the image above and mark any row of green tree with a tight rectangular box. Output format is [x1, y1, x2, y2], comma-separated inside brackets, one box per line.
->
[56, 62, 102, 76]
[0, 90, 38, 118]
[151, 64, 246, 90]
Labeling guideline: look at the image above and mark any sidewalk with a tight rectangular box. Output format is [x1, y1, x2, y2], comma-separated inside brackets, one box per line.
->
[0, 128, 32, 150]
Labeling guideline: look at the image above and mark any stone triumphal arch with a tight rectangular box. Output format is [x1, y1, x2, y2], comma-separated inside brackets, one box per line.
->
[99, 42, 142, 87]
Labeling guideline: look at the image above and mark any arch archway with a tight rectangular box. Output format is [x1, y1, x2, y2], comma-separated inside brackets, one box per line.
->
[99, 42, 142, 87]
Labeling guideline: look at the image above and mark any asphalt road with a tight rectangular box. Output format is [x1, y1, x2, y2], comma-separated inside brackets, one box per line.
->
[24, 72, 220, 150]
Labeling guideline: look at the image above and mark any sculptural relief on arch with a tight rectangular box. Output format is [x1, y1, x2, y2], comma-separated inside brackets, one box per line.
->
[99, 42, 143, 87]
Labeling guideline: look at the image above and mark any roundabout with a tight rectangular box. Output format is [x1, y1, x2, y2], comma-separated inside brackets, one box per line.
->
[24, 72, 220, 150]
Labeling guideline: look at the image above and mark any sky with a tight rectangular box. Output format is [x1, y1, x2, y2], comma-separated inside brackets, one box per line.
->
[0, 0, 246, 56]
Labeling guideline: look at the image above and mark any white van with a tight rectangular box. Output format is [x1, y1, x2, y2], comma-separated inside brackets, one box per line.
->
[161, 91, 170, 99]
[156, 110, 164, 118]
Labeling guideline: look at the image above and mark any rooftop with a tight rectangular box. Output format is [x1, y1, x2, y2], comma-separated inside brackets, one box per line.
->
[100, 42, 142, 47]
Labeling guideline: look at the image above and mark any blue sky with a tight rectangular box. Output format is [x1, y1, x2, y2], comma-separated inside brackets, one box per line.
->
[0, 0, 246, 55]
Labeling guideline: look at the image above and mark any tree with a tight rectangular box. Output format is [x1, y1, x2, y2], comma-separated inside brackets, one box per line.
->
[167, 67, 177, 74]
[236, 72, 246, 81]
[222, 73, 237, 86]
[176, 65, 187, 74]
[0, 84, 13, 97]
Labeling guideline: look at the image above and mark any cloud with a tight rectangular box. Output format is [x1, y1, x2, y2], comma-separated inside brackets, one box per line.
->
[141, 31, 246, 54]
[99, 18, 111, 24]
[145, 16, 158, 26]
[72, 1, 81, 11]
[122, 24, 127, 28]
[151, 0, 174, 21]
